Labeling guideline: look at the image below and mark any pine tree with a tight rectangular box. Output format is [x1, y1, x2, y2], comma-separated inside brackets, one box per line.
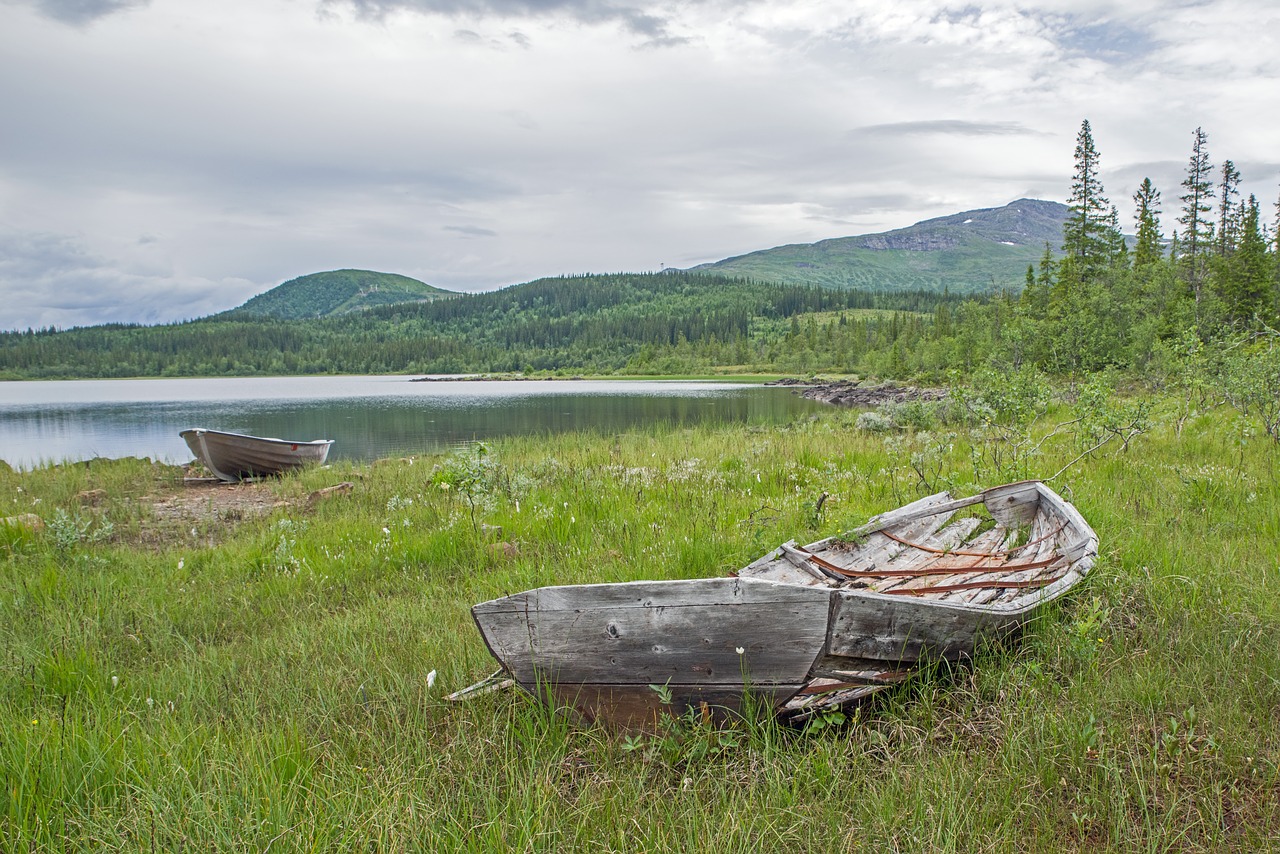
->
[1132, 178, 1164, 273]
[1178, 127, 1215, 304]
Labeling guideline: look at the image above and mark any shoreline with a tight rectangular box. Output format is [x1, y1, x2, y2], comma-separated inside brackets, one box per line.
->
[767, 378, 948, 407]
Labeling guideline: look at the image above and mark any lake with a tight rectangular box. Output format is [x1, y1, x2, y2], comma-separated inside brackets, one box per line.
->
[0, 376, 827, 470]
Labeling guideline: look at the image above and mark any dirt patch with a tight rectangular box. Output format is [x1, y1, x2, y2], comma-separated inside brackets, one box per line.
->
[148, 479, 293, 525]
[769, 378, 947, 407]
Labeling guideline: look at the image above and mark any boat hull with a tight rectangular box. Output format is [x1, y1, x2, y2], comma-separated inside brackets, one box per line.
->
[472, 577, 833, 728]
[468, 481, 1097, 726]
[180, 428, 333, 482]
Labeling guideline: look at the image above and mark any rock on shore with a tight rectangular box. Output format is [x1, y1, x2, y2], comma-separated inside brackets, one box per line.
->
[769, 378, 947, 407]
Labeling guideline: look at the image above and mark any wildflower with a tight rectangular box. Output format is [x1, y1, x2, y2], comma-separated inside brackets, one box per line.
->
[111, 675, 119, 688]
[427, 670, 437, 689]
[178, 558, 184, 570]
[735, 647, 745, 655]
[382, 527, 390, 535]
[146, 697, 154, 709]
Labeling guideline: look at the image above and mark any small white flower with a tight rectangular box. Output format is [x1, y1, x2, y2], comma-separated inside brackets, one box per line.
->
[735, 647, 745, 655]
[382, 527, 390, 535]
[570, 516, 575, 524]
[177, 559, 184, 570]
[427, 670, 437, 689]
[146, 697, 154, 708]
[111, 675, 119, 688]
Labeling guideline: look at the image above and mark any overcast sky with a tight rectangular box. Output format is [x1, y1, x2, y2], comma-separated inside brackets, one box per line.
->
[1, 0, 1278, 330]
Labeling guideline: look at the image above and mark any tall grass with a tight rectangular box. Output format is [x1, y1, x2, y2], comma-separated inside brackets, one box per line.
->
[1, 402, 1277, 851]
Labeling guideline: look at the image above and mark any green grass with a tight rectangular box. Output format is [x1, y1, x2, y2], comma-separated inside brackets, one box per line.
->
[2, 402, 1278, 851]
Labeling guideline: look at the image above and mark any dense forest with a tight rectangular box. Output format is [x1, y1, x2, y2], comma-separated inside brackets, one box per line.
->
[2, 122, 1277, 392]
[0, 274, 959, 378]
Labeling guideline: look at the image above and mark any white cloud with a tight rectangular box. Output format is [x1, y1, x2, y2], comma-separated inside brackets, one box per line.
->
[1, 0, 1279, 329]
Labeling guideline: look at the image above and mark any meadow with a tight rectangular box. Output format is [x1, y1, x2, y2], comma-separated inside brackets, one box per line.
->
[1, 395, 1277, 851]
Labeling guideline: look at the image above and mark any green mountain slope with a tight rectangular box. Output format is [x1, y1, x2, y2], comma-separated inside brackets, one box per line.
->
[0, 273, 952, 378]
[690, 199, 1068, 294]
[233, 269, 456, 319]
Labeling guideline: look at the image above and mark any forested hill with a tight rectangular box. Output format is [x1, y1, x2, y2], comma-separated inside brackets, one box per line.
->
[0, 273, 956, 378]
[689, 199, 1069, 294]
[230, 269, 456, 319]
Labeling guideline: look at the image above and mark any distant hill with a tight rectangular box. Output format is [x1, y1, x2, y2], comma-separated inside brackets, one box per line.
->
[232, 269, 456, 320]
[689, 199, 1068, 294]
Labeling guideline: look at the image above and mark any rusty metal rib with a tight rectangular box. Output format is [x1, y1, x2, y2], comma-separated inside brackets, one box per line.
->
[877, 521, 1067, 558]
[798, 548, 1059, 578]
[882, 573, 1066, 596]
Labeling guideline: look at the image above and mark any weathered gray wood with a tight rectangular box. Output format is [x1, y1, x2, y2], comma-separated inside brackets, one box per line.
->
[467, 480, 1098, 727]
[869, 517, 985, 593]
[473, 577, 832, 689]
[825, 590, 1018, 662]
[980, 481, 1042, 526]
[879, 527, 1009, 596]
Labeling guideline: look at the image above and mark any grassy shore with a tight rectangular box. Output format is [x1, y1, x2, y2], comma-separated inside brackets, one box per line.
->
[1, 401, 1277, 851]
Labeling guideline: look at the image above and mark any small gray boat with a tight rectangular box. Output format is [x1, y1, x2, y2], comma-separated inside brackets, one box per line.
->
[469, 481, 1097, 728]
[180, 428, 333, 482]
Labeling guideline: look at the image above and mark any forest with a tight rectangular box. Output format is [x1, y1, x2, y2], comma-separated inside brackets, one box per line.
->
[2, 122, 1278, 420]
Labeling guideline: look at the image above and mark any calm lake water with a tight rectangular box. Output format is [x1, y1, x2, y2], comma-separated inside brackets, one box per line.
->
[0, 376, 826, 470]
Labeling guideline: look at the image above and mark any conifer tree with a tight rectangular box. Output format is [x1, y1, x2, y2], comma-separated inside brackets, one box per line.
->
[1178, 127, 1215, 304]
[1221, 195, 1271, 326]
[1216, 159, 1242, 256]
[1061, 120, 1120, 282]
[1132, 178, 1164, 273]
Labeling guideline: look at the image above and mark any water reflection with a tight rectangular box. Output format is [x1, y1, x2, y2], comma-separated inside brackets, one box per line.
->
[0, 377, 824, 469]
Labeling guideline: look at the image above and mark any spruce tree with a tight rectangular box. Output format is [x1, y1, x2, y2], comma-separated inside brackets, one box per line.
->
[1132, 178, 1164, 272]
[1216, 159, 1242, 256]
[1061, 120, 1120, 283]
[1178, 127, 1215, 304]
[1223, 195, 1271, 326]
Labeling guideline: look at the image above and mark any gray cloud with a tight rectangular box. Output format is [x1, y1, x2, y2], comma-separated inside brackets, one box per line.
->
[3, 0, 1279, 330]
[0, 228, 253, 329]
[20, 0, 147, 25]
[325, 0, 689, 43]
[444, 225, 499, 237]
[849, 121, 1041, 139]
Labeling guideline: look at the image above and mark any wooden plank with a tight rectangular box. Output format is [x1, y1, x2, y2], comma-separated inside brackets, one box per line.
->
[885, 527, 1010, 596]
[473, 577, 833, 688]
[981, 481, 1043, 526]
[825, 590, 1019, 662]
[870, 517, 984, 593]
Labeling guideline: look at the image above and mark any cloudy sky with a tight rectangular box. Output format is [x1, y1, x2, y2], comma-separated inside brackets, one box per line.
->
[1, 0, 1278, 330]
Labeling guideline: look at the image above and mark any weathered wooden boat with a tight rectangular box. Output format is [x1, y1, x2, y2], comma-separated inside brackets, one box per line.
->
[469, 480, 1096, 728]
[179, 428, 334, 483]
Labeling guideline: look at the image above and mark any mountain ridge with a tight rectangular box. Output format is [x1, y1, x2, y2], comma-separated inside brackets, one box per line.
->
[688, 198, 1068, 294]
